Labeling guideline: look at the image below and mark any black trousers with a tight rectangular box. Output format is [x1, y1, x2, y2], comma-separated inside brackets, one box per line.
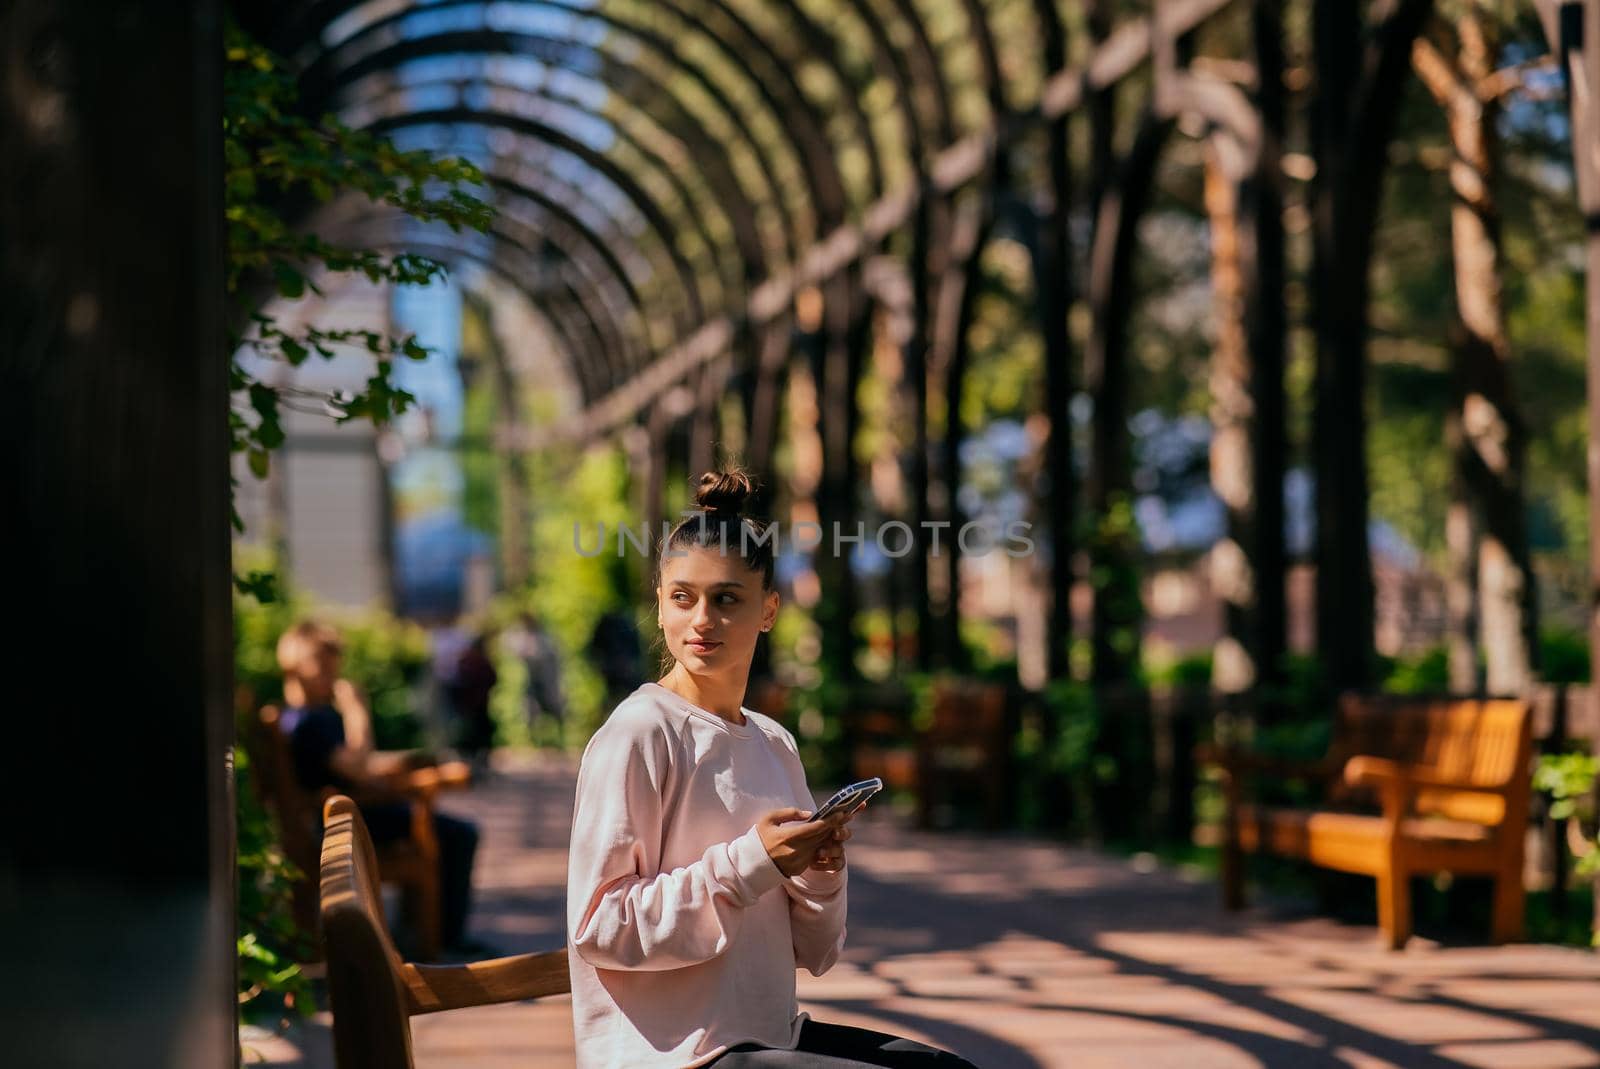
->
[363, 803, 479, 948]
[708, 1020, 978, 1068]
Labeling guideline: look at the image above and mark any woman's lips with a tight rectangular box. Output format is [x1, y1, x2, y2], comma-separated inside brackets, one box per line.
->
[686, 639, 722, 653]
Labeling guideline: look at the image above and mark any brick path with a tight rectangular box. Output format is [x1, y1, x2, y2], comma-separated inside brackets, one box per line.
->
[247, 753, 1600, 1068]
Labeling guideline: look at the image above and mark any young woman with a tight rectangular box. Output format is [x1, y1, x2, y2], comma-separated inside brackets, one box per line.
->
[567, 469, 977, 1068]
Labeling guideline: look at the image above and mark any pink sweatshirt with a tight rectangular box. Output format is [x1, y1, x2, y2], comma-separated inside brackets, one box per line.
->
[566, 682, 848, 1069]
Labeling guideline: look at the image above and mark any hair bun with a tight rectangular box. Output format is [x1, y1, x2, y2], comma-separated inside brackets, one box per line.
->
[694, 468, 755, 515]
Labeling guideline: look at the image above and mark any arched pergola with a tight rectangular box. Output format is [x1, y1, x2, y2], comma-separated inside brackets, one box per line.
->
[244, 0, 1259, 691]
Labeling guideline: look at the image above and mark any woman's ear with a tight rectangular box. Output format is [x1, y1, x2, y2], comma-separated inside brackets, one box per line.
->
[761, 590, 779, 633]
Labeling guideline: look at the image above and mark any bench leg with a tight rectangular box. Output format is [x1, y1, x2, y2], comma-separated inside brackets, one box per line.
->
[1490, 871, 1525, 944]
[404, 875, 442, 961]
[1221, 837, 1246, 911]
[1376, 869, 1412, 950]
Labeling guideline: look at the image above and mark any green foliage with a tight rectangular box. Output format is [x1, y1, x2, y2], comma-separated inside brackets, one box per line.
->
[1382, 646, 1451, 695]
[235, 744, 313, 1025]
[223, 19, 493, 530]
[1013, 681, 1108, 837]
[1145, 652, 1212, 689]
[1534, 752, 1599, 901]
[523, 443, 636, 743]
[1087, 494, 1144, 678]
[1540, 628, 1592, 684]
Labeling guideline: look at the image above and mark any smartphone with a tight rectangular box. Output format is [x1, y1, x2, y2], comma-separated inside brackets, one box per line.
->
[810, 777, 883, 822]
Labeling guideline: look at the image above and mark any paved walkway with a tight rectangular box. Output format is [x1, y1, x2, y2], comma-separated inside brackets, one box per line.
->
[247, 753, 1600, 1068]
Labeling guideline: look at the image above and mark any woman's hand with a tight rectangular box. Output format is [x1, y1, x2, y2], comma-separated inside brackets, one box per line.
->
[809, 801, 863, 874]
[756, 807, 852, 877]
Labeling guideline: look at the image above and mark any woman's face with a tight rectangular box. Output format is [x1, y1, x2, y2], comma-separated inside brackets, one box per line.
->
[656, 546, 778, 676]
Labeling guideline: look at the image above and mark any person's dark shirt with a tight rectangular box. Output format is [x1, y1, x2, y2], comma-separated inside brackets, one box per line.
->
[285, 703, 350, 792]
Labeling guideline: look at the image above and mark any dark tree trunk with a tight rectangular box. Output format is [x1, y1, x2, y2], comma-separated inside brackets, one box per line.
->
[0, 3, 236, 1064]
[907, 202, 938, 671]
[934, 199, 991, 672]
[1086, 114, 1173, 686]
[1310, 0, 1436, 694]
[1246, 0, 1288, 706]
[1025, 0, 1079, 686]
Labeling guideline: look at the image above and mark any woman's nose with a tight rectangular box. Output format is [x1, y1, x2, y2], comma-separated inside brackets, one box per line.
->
[691, 599, 714, 628]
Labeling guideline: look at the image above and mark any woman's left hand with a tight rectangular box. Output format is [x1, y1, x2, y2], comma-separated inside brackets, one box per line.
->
[808, 802, 862, 873]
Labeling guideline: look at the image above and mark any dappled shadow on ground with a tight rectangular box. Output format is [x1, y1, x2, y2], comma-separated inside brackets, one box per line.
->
[255, 755, 1600, 1069]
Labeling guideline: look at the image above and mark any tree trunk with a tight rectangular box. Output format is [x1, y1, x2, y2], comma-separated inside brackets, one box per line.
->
[1247, 0, 1289, 706]
[1204, 148, 1256, 694]
[1310, 0, 1435, 694]
[1086, 113, 1172, 686]
[1414, 13, 1537, 695]
[1030, 0, 1078, 684]
[934, 197, 990, 672]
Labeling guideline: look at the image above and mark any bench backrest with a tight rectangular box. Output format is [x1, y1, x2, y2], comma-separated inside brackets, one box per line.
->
[252, 706, 324, 871]
[926, 678, 1008, 746]
[320, 794, 419, 1069]
[1334, 696, 1532, 826]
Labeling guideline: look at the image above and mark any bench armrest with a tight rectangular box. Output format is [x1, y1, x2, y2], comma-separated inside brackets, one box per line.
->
[1342, 756, 1511, 795]
[403, 947, 570, 1015]
[372, 760, 473, 801]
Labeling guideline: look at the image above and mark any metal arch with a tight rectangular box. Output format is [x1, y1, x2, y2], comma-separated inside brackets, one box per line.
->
[300, 15, 787, 296]
[956, 0, 1006, 120]
[351, 208, 640, 399]
[476, 152, 672, 337]
[650, 0, 846, 231]
[289, 0, 814, 270]
[348, 89, 688, 323]
[370, 102, 709, 327]
[342, 72, 754, 319]
[409, 236, 609, 404]
[252, 0, 1247, 440]
[265, 0, 889, 412]
[376, 118, 690, 372]
[723, 0, 886, 202]
[401, 227, 631, 400]
[423, 238, 606, 409]
[316, 0, 859, 229]
[479, 174, 649, 342]
[490, 192, 654, 386]
[320, 42, 716, 325]
[873, 0, 956, 150]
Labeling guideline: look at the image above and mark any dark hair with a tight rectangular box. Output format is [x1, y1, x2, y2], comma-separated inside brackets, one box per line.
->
[655, 468, 776, 590]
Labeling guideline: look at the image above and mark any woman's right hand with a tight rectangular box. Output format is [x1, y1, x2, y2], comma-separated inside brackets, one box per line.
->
[756, 807, 847, 877]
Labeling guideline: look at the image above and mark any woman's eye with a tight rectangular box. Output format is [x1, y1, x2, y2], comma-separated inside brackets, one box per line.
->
[717, 594, 738, 605]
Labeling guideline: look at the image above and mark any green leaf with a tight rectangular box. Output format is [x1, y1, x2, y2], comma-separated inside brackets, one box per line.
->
[247, 447, 270, 479]
[273, 262, 305, 299]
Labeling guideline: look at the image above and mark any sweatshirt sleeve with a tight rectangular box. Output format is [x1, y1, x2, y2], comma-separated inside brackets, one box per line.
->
[764, 720, 848, 976]
[566, 707, 786, 972]
[783, 867, 847, 976]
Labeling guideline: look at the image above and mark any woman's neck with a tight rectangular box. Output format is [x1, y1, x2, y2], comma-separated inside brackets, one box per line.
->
[659, 664, 748, 724]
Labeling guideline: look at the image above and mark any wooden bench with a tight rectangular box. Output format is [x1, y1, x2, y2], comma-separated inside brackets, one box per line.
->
[252, 705, 469, 960]
[1208, 695, 1533, 949]
[319, 794, 570, 1069]
[916, 678, 1011, 829]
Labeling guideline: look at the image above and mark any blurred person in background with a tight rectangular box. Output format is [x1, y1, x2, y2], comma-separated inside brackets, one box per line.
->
[445, 629, 499, 774]
[507, 609, 565, 742]
[276, 619, 485, 955]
